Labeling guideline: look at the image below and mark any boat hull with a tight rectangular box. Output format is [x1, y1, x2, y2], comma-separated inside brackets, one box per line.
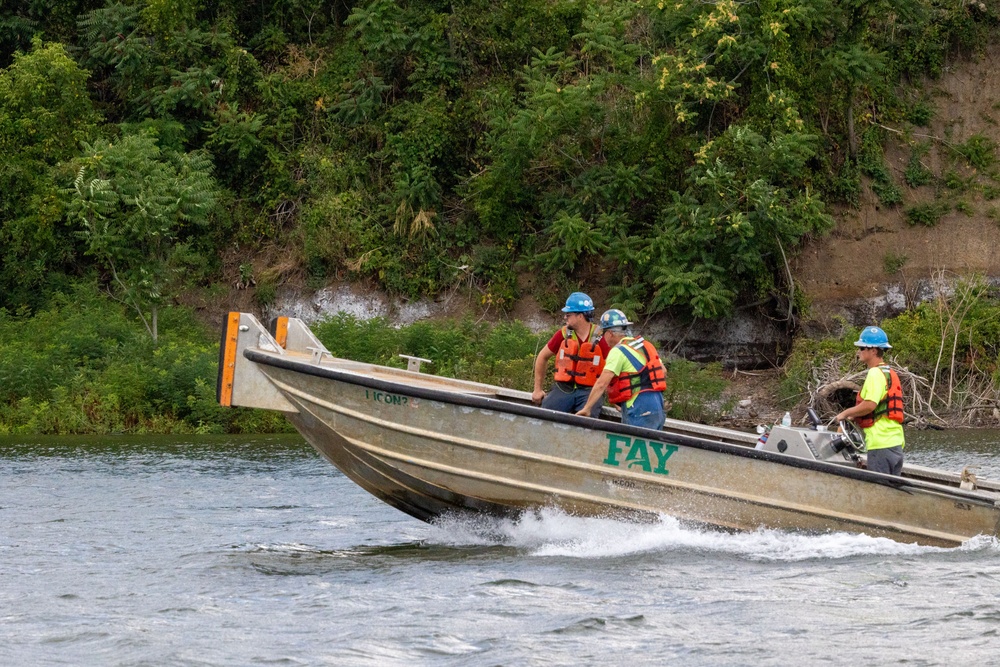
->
[257, 356, 1000, 548]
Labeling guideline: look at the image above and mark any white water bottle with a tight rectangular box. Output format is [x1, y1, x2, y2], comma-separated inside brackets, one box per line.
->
[781, 411, 791, 427]
[755, 425, 771, 450]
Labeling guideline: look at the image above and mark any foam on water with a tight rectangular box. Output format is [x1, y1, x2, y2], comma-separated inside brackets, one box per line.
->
[956, 533, 1000, 551]
[428, 507, 966, 561]
[241, 542, 321, 553]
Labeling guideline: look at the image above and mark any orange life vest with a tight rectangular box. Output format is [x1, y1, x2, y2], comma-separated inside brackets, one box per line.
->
[553, 325, 606, 387]
[855, 365, 904, 428]
[606, 337, 667, 405]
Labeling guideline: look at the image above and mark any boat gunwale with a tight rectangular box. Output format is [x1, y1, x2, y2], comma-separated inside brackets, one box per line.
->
[244, 348, 999, 507]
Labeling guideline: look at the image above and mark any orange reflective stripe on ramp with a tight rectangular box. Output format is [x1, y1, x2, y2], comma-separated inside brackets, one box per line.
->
[274, 316, 289, 348]
[218, 312, 241, 406]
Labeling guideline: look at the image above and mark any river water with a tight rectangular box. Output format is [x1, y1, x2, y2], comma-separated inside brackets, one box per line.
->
[3, 430, 1000, 666]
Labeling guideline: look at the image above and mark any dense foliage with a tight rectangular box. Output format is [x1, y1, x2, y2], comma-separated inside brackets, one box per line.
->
[2, 0, 998, 433]
[0, 285, 287, 434]
[2, 0, 997, 323]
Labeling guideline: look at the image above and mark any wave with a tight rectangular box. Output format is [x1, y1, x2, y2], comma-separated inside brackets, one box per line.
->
[426, 507, 987, 561]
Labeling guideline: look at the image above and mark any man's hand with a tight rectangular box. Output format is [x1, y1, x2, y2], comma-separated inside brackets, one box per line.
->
[532, 347, 556, 407]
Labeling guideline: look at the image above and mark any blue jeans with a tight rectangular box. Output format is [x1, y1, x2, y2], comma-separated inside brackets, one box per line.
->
[623, 391, 665, 430]
[542, 383, 603, 417]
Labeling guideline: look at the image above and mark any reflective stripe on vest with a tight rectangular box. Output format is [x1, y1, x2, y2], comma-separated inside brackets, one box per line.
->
[553, 325, 606, 387]
[855, 365, 904, 428]
[606, 337, 667, 405]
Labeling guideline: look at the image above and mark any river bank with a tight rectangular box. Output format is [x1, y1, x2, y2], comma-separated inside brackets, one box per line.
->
[4, 282, 1000, 436]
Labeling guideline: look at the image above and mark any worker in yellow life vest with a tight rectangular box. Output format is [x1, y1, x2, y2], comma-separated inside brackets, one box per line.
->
[834, 326, 905, 476]
[576, 309, 666, 430]
[532, 292, 610, 417]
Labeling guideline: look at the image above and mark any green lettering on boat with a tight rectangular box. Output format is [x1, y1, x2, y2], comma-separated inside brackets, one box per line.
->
[625, 439, 652, 472]
[604, 434, 677, 476]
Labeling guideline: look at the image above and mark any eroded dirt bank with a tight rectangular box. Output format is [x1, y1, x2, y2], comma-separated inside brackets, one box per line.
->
[794, 43, 1000, 321]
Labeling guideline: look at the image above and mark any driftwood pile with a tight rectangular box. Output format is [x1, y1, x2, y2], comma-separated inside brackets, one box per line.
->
[810, 355, 999, 429]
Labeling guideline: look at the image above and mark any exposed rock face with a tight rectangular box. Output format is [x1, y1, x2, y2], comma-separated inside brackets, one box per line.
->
[644, 310, 791, 370]
[266, 284, 441, 327]
[264, 273, 999, 370]
[265, 282, 793, 368]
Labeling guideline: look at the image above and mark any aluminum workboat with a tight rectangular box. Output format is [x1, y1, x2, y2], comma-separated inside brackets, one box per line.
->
[217, 312, 1000, 547]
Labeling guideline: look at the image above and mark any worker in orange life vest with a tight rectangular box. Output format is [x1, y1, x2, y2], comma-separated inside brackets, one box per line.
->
[532, 292, 610, 417]
[576, 309, 666, 430]
[834, 326, 905, 476]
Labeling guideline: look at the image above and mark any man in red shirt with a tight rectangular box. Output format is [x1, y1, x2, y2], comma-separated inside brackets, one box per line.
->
[531, 292, 611, 417]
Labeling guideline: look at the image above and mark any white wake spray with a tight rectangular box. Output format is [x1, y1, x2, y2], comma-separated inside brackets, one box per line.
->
[427, 507, 969, 561]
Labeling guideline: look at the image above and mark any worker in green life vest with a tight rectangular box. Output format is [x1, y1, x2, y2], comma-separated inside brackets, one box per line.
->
[834, 326, 905, 476]
[576, 309, 666, 430]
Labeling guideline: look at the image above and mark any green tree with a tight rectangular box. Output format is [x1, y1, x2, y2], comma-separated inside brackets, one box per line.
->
[0, 37, 100, 310]
[66, 130, 218, 342]
[652, 125, 833, 319]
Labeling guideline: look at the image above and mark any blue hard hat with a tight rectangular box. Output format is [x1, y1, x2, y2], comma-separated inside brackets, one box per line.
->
[600, 309, 633, 330]
[854, 326, 892, 349]
[561, 292, 595, 313]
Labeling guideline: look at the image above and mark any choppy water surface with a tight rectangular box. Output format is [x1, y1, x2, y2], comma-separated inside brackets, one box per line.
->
[3, 431, 1000, 666]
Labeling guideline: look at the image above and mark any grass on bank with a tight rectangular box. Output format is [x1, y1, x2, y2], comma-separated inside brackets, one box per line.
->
[0, 286, 288, 435]
[7, 273, 1000, 435]
[314, 314, 733, 424]
[0, 287, 733, 435]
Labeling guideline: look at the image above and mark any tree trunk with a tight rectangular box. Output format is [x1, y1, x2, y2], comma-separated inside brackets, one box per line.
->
[846, 88, 857, 158]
